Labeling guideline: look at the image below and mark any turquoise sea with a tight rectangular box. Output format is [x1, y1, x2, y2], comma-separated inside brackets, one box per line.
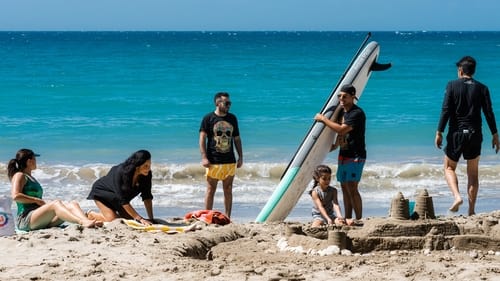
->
[1, 31, 500, 222]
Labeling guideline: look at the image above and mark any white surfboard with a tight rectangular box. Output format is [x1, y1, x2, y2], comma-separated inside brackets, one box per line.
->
[256, 39, 391, 222]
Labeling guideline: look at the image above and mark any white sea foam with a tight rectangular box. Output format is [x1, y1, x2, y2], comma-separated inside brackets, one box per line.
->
[2, 160, 500, 222]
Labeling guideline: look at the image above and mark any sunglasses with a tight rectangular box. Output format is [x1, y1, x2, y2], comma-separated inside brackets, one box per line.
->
[338, 94, 352, 99]
[220, 101, 232, 106]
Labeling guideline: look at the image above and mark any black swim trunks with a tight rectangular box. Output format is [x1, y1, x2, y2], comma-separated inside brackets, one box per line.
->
[445, 129, 483, 161]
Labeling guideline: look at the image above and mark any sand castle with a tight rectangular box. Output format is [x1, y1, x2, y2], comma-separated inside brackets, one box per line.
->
[282, 191, 499, 253]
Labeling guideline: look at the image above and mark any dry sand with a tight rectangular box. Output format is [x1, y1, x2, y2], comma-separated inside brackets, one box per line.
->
[1, 211, 499, 281]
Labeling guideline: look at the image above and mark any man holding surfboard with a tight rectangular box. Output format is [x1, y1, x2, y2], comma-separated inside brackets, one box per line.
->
[315, 84, 366, 224]
[435, 56, 499, 216]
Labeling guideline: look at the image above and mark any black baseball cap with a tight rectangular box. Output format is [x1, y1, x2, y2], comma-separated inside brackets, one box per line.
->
[340, 84, 358, 100]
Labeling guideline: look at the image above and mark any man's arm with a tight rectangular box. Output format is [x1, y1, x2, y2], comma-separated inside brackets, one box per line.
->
[492, 133, 499, 153]
[435, 131, 443, 149]
[234, 136, 243, 168]
[199, 131, 210, 167]
[314, 113, 352, 135]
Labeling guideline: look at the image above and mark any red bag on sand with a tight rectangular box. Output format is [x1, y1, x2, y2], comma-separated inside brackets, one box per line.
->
[184, 210, 231, 225]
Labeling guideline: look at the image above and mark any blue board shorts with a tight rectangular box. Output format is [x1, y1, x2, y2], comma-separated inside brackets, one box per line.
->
[336, 156, 365, 183]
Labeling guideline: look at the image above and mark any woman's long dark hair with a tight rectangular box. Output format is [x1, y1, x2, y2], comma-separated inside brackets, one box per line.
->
[121, 150, 152, 186]
[7, 149, 37, 180]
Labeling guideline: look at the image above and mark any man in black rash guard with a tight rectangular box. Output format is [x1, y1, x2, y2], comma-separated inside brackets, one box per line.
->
[435, 56, 499, 215]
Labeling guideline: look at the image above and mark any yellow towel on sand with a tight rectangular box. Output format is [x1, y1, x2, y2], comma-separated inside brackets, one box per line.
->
[122, 219, 199, 234]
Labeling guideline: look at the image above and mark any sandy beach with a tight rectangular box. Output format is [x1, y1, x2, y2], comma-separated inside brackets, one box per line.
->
[0, 210, 499, 281]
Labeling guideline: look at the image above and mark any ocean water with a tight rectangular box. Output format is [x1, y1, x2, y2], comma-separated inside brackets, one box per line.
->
[1, 31, 500, 222]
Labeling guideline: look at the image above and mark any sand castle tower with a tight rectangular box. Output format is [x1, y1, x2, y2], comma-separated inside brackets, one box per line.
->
[413, 189, 435, 219]
[327, 230, 347, 249]
[389, 192, 410, 220]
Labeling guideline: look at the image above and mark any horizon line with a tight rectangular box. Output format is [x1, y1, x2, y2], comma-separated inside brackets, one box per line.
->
[1, 30, 499, 33]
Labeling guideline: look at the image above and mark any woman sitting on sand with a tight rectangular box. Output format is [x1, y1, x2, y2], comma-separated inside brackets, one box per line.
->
[8, 148, 102, 231]
[86, 150, 155, 225]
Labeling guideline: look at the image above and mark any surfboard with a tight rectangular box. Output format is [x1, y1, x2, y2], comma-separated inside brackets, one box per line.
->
[256, 36, 391, 223]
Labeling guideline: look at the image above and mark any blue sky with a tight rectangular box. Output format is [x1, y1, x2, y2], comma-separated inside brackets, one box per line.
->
[1, 0, 499, 31]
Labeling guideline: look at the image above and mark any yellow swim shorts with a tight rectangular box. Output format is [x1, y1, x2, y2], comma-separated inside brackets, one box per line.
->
[206, 163, 237, 180]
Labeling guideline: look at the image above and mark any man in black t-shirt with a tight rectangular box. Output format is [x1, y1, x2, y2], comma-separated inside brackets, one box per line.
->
[436, 56, 499, 215]
[315, 84, 366, 224]
[199, 92, 243, 218]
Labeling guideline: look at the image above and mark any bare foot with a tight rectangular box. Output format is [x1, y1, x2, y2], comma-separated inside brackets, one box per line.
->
[335, 218, 346, 225]
[345, 219, 355, 226]
[352, 219, 364, 226]
[86, 210, 95, 220]
[449, 199, 463, 212]
[81, 219, 102, 228]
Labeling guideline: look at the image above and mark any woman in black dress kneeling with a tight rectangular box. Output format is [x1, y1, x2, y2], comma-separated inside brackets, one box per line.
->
[87, 150, 154, 225]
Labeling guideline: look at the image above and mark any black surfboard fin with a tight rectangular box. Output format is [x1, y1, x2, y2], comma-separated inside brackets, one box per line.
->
[370, 61, 392, 71]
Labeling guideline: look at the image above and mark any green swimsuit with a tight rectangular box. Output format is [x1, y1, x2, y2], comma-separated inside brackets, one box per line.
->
[15, 174, 43, 231]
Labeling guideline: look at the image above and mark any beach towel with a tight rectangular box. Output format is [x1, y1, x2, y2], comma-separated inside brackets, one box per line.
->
[184, 210, 231, 225]
[122, 219, 199, 234]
